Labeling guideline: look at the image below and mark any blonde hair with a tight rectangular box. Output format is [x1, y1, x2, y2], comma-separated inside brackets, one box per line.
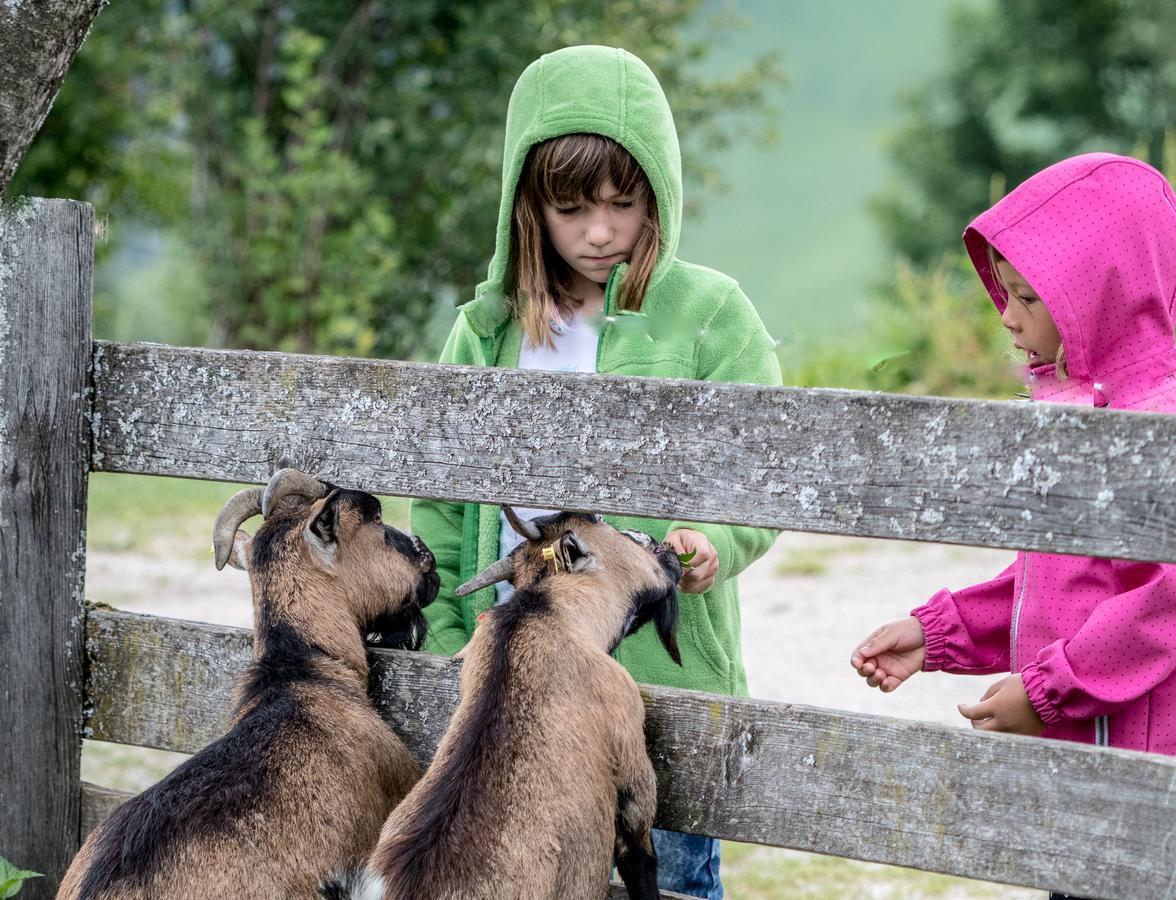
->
[509, 134, 661, 348]
[987, 244, 1067, 378]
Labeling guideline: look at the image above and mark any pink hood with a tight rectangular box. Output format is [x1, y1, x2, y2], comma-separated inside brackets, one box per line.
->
[964, 152, 1176, 411]
[912, 155, 1176, 755]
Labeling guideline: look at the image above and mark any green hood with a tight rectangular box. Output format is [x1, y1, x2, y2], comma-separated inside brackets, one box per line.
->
[472, 45, 683, 329]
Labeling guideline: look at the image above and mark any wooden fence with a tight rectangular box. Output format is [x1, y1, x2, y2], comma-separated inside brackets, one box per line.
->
[3, 199, 1175, 899]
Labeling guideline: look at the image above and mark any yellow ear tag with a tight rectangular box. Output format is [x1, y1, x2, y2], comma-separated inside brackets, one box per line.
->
[541, 544, 562, 574]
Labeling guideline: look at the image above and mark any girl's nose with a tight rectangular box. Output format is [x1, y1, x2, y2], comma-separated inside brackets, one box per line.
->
[586, 211, 612, 246]
[1000, 304, 1019, 330]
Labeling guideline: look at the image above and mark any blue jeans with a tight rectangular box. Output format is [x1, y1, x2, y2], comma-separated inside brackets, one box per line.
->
[652, 828, 723, 899]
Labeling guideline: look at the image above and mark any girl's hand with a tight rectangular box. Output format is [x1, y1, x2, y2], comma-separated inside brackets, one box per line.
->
[664, 528, 718, 594]
[957, 674, 1046, 736]
[850, 617, 926, 692]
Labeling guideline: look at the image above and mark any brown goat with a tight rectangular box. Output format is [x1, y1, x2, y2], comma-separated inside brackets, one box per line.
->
[58, 469, 439, 900]
[330, 508, 681, 900]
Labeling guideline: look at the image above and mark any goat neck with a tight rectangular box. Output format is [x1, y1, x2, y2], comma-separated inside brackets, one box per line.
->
[249, 578, 371, 689]
[548, 577, 636, 656]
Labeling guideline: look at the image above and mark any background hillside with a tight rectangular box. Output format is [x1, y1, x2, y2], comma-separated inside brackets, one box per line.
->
[680, 0, 961, 348]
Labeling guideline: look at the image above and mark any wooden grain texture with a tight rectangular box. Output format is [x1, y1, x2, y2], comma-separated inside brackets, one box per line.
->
[0, 200, 93, 897]
[86, 609, 1176, 898]
[0, 0, 107, 195]
[90, 341, 1176, 562]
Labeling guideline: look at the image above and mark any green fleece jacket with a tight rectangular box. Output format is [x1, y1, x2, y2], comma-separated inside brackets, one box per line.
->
[410, 45, 782, 696]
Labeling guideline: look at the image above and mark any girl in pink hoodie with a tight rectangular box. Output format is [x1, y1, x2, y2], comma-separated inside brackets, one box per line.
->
[851, 153, 1176, 758]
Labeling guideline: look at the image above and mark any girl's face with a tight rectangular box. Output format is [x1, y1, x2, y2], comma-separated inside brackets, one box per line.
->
[541, 180, 644, 295]
[996, 259, 1062, 366]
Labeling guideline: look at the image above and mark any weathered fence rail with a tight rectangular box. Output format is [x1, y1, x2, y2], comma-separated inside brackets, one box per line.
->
[4, 199, 1176, 899]
[92, 340, 1176, 562]
[84, 607, 1176, 898]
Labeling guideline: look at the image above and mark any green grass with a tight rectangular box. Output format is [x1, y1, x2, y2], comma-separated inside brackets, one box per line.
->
[722, 842, 1039, 899]
[773, 550, 828, 577]
[87, 472, 412, 557]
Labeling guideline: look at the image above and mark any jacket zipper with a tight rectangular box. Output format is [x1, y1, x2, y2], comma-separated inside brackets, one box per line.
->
[1010, 553, 1029, 672]
[1011, 553, 1109, 745]
[596, 264, 621, 373]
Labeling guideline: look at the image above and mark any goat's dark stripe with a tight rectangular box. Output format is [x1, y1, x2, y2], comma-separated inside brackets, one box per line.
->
[373, 585, 551, 894]
[78, 623, 332, 899]
[237, 616, 333, 711]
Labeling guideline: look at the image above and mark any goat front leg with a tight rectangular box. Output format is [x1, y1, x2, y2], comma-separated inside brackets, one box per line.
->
[613, 723, 660, 900]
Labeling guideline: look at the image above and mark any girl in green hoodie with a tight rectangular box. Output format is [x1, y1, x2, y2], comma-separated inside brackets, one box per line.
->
[410, 45, 781, 899]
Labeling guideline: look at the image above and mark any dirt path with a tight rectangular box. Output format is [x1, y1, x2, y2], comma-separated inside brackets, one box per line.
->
[87, 531, 1013, 727]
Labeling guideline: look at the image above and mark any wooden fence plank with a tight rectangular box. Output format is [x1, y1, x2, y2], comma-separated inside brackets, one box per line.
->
[0, 200, 93, 898]
[86, 608, 1176, 898]
[90, 341, 1176, 562]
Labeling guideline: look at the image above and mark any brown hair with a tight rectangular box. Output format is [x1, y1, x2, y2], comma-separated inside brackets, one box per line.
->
[509, 133, 661, 348]
[987, 244, 1067, 378]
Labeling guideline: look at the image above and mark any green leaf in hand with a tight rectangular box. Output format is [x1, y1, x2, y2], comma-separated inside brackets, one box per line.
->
[677, 549, 697, 568]
[0, 856, 43, 898]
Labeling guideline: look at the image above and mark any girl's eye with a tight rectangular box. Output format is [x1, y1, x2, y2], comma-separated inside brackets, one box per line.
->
[612, 199, 634, 209]
[555, 205, 579, 216]
[1018, 294, 1037, 305]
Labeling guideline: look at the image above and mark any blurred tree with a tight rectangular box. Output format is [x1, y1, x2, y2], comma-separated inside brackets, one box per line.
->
[873, 0, 1176, 267]
[11, 0, 783, 359]
[856, 0, 1176, 398]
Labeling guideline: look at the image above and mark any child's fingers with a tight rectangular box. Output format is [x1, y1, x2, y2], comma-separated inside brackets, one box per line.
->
[958, 701, 997, 727]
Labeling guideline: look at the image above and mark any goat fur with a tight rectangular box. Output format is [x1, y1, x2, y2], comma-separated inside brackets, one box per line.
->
[343, 511, 681, 900]
[58, 478, 439, 900]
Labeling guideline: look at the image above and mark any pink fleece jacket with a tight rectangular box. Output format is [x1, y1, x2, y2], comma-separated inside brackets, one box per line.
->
[912, 153, 1176, 753]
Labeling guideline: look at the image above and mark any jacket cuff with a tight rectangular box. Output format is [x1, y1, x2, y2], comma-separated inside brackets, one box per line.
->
[911, 591, 953, 671]
[1020, 661, 1065, 726]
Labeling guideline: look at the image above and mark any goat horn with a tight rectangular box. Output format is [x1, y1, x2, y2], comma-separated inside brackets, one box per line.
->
[262, 467, 328, 518]
[455, 556, 516, 597]
[212, 487, 263, 570]
[502, 505, 542, 541]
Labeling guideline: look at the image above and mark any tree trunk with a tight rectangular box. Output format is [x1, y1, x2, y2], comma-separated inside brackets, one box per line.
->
[0, 0, 107, 197]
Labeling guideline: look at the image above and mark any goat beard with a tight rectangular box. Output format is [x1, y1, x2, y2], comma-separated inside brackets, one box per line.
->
[364, 571, 436, 652]
[365, 605, 427, 651]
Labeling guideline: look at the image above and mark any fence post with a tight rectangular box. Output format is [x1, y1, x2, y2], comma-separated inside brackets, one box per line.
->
[0, 199, 93, 896]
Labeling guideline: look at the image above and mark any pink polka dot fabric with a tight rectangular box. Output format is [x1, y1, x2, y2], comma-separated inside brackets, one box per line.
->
[913, 154, 1176, 754]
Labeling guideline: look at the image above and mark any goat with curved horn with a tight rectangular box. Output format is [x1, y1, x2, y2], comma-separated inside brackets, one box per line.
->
[212, 487, 263, 570]
[262, 467, 328, 518]
[502, 505, 542, 540]
[454, 556, 516, 597]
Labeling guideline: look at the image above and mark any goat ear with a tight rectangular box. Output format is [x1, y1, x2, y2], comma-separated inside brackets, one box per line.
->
[226, 529, 251, 571]
[561, 532, 594, 572]
[308, 489, 342, 553]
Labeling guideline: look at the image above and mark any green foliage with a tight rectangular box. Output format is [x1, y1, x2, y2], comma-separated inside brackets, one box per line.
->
[14, 0, 783, 359]
[782, 253, 1023, 399]
[847, 0, 1176, 398]
[873, 0, 1176, 266]
[0, 858, 42, 898]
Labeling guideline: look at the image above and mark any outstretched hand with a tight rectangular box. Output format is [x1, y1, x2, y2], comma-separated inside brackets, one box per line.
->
[957, 674, 1046, 736]
[664, 528, 718, 594]
[850, 617, 926, 693]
